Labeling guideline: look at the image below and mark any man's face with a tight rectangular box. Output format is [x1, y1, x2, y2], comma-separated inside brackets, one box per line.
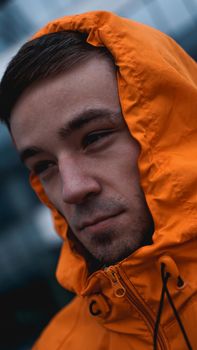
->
[10, 55, 153, 265]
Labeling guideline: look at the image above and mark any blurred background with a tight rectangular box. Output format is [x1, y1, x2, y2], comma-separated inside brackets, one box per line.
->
[0, 0, 197, 349]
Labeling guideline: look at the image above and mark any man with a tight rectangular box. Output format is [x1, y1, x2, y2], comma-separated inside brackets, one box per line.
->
[0, 10, 196, 350]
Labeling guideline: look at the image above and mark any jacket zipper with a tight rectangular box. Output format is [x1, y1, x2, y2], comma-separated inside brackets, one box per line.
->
[104, 265, 168, 350]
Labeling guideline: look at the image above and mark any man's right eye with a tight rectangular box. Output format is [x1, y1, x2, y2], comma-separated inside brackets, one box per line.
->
[33, 160, 55, 175]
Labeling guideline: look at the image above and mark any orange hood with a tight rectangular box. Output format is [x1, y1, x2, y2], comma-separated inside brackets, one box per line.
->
[30, 11, 197, 300]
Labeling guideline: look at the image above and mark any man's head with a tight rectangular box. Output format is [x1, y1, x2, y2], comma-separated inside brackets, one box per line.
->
[0, 31, 153, 266]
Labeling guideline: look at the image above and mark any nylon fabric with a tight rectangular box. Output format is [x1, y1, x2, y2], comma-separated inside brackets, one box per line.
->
[30, 11, 197, 350]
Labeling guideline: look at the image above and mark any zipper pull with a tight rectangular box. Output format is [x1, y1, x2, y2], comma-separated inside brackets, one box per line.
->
[105, 266, 126, 298]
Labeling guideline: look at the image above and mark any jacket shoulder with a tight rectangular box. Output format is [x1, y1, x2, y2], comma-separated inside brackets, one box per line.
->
[32, 295, 106, 350]
[32, 296, 83, 350]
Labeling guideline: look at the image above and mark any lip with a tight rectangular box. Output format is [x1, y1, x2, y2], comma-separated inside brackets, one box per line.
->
[79, 211, 123, 232]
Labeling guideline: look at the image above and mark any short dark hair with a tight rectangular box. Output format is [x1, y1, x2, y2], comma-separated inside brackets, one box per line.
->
[0, 31, 113, 128]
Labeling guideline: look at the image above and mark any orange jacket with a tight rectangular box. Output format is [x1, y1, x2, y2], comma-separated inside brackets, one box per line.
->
[31, 11, 197, 350]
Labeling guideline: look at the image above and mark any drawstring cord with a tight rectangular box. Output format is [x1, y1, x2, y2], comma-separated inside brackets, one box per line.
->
[153, 264, 169, 349]
[154, 263, 193, 350]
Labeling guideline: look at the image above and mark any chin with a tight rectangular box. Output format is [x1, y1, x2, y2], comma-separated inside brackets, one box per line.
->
[92, 246, 133, 266]
[92, 236, 152, 266]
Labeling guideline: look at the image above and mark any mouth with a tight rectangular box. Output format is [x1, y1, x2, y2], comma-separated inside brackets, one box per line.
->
[78, 211, 124, 234]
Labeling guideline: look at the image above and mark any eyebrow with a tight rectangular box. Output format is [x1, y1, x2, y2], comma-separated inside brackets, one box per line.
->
[58, 108, 121, 139]
[19, 147, 43, 163]
[19, 108, 121, 164]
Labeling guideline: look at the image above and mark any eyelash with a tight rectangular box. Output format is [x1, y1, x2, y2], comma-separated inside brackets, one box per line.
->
[33, 160, 55, 175]
[83, 130, 112, 147]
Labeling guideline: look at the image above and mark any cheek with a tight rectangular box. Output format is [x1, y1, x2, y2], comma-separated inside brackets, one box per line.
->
[43, 178, 74, 222]
[42, 178, 62, 210]
[106, 150, 141, 193]
[110, 152, 148, 213]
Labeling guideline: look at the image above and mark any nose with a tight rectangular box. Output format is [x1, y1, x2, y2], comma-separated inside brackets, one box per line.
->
[59, 156, 101, 204]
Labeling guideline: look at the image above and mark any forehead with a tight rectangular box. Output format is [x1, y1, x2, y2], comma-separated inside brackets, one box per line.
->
[10, 56, 121, 149]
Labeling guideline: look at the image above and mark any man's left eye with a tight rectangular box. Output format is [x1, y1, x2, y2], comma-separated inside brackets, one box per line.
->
[83, 131, 112, 147]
